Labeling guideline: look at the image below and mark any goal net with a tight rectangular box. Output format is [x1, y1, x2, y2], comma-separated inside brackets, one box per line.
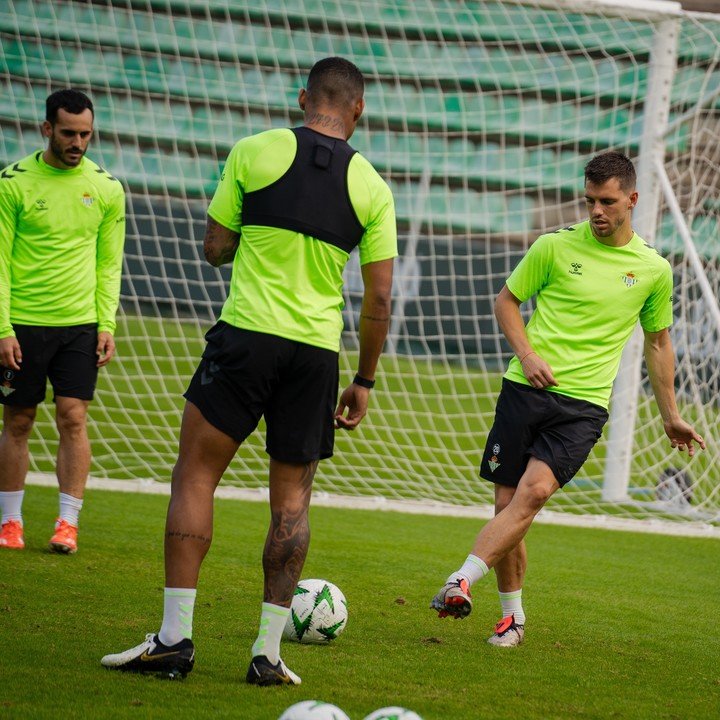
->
[1, 0, 718, 531]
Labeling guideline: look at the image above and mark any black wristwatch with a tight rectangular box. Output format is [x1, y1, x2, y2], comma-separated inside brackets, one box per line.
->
[353, 373, 375, 389]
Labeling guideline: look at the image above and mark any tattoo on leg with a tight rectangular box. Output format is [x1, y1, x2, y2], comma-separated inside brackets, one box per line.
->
[166, 529, 212, 545]
[263, 462, 316, 605]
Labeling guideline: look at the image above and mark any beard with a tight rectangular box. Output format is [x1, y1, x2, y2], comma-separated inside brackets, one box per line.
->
[49, 137, 85, 167]
[590, 217, 623, 237]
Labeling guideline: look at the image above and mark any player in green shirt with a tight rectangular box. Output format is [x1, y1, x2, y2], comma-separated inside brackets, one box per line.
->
[101, 57, 397, 684]
[0, 89, 125, 555]
[431, 151, 705, 647]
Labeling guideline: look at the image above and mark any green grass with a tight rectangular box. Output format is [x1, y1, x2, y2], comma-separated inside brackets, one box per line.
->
[1, 485, 719, 720]
[23, 314, 719, 527]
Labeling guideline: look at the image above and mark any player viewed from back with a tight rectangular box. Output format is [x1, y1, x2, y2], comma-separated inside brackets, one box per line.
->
[0, 89, 126, 555]
[101, 57, 397, 684]
[431, 151, 705, 646]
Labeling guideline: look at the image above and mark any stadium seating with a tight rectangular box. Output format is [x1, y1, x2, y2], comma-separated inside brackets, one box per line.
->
[0, 0, 715, 241]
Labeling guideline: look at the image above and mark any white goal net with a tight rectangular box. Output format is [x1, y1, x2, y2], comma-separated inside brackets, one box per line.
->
[1, 0, 718, 531]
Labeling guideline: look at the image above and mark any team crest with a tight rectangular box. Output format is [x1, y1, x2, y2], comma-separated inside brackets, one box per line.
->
[81, 193, 94, 207]
[488, 443, 501, 473]
[1, 369, 15, 397]
[621, 272, 638, 287]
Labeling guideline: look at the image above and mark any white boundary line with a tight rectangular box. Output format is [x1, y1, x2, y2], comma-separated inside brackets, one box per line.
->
[26, 472, 720, 539]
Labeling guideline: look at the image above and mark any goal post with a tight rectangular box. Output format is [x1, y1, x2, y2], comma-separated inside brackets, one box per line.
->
[602, 3, 681, 503]
[1, 0, 719, 532]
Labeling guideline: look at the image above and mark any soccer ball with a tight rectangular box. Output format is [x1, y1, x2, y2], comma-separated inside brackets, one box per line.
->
[282, 578, 348, 644]
[278, 700, 350, 720]
[362, 708, 424, 720]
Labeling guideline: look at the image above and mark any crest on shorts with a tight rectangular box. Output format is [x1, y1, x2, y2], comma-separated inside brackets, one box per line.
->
[1, 369, 15, 396]
[488, 443, 501, 473]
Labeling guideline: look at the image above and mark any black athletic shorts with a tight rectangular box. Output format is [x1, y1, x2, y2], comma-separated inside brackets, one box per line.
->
[184, 322, 340, 463]
[0, 324, 99, 406]
[479, 379, 609, 488]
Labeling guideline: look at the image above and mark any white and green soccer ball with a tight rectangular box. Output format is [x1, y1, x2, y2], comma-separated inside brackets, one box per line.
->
[278, 700, 350, 720]
[282, 578, 348, 644]
[362, 708, 424, 720]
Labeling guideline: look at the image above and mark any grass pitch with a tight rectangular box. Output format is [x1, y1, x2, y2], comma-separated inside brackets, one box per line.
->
[1, 484, 718, 720]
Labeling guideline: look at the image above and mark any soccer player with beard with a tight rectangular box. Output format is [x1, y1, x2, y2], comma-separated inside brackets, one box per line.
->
[0, 89, 125, 554]
[101, 57, 396, 685]
[431, 151, 705, 646]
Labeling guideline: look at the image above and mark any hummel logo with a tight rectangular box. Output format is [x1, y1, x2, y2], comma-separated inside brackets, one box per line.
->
[201, 361, 219, 386]
[1, 163, 27, 180]
[35, 199, 48, 211]
[95, 168, 119, 181]
[569, 262, 583, 276]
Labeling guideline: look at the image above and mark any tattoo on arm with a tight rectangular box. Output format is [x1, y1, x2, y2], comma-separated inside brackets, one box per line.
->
[204, 217, 239, 267]
[360, 313, 390, 322]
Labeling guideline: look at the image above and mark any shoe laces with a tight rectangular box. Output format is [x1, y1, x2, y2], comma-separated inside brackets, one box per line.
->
[53, 519, 77, 539]
[1, 519, 23, 539]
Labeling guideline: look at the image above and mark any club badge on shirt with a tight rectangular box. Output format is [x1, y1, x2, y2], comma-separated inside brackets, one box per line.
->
[82, 193, 94, 207]
[621, 272, 638, 288]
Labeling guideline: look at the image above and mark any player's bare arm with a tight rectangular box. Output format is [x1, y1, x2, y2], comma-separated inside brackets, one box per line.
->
[643, 327, 705, 456]
[335, 258, 393, 430]
[494, 285, 558, 389]
[0, 335, 22, 371]
[203, 216, 239, 267]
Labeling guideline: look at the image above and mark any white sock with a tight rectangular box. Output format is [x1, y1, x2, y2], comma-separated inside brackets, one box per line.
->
[58, 492, 83, 526]
[158, 587, 197, 646]
[446, 553, 489, 587]
[0, 490, 24, 524]
[251, 602, 291, 665]
[499, 589, 525, 625]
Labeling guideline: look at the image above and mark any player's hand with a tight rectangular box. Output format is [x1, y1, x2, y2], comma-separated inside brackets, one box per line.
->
[664, 417, 706, 458]
[96, 331, 116, 367]
[0, 336, 22, 371]
[520, 351, 558, 389]
[334, 383, 370, 430]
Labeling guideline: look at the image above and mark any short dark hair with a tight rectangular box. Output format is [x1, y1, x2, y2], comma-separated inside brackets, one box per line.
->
[584, 151, 636, 192]
[46, 89, 94, 124]
[306, 57, 364, 108]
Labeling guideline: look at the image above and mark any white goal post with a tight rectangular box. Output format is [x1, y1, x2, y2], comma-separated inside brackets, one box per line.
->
[1, 0, 719, 533]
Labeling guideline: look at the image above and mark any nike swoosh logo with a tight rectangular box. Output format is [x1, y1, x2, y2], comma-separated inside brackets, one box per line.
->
[139, 650, 180, 662]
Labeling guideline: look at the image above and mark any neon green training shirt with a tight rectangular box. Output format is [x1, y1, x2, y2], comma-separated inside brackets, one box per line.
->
[504, 220, 674, 408]
[208, 128, 397, 352]
[0, 151, 126, 338]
